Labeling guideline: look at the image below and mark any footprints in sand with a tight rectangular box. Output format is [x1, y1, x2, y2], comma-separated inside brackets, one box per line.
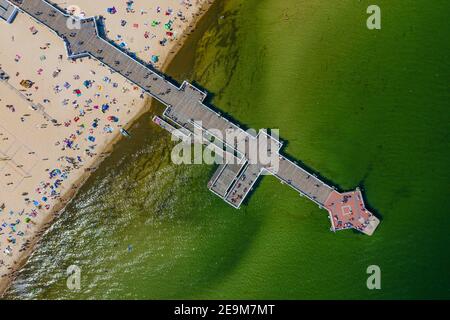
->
[0, 125, 37, 191]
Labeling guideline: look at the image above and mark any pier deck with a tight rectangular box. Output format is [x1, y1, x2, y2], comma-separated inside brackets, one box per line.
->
[0, 0, 17, 23]
[5, 0, 380, 235]
[274, 157, 333, 205]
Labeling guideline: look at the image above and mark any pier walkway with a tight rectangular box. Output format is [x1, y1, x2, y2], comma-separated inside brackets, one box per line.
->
[5, 0, 380, 235]
[0, 0, 17, 23]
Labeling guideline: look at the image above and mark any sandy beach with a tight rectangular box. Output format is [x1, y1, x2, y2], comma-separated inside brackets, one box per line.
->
[0, 0, 213, 296]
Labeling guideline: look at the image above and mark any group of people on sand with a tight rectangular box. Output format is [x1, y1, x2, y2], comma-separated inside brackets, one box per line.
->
[105, 0, 198, 67]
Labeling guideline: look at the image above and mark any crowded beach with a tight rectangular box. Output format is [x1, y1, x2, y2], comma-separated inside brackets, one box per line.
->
[0, 0, 212, 296]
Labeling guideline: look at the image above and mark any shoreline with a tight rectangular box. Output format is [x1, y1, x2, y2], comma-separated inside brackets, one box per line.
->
[0, 0, 215, 297]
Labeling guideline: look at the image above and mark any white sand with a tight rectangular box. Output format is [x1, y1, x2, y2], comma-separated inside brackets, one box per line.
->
[0, 0, 213, 295]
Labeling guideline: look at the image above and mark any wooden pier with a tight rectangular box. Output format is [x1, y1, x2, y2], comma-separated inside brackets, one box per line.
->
[5, 0, 380, 235]
[0, 0, 18, 23]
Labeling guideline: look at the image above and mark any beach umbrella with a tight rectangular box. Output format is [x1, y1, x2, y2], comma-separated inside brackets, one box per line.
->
[108, 116, 119, 122]
[88, 136, 96, 142]
[101, 103, 109, 113]
[151, 55, 159, 63]
[164, 21, 173, 30]
[83, 80, 92, 88]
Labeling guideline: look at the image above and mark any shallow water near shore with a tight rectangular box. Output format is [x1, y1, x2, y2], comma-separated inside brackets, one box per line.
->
[5, 0, 450, 299]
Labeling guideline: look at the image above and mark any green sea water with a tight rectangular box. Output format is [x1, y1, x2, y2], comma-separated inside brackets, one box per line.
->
[5, 0, 450, 299]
